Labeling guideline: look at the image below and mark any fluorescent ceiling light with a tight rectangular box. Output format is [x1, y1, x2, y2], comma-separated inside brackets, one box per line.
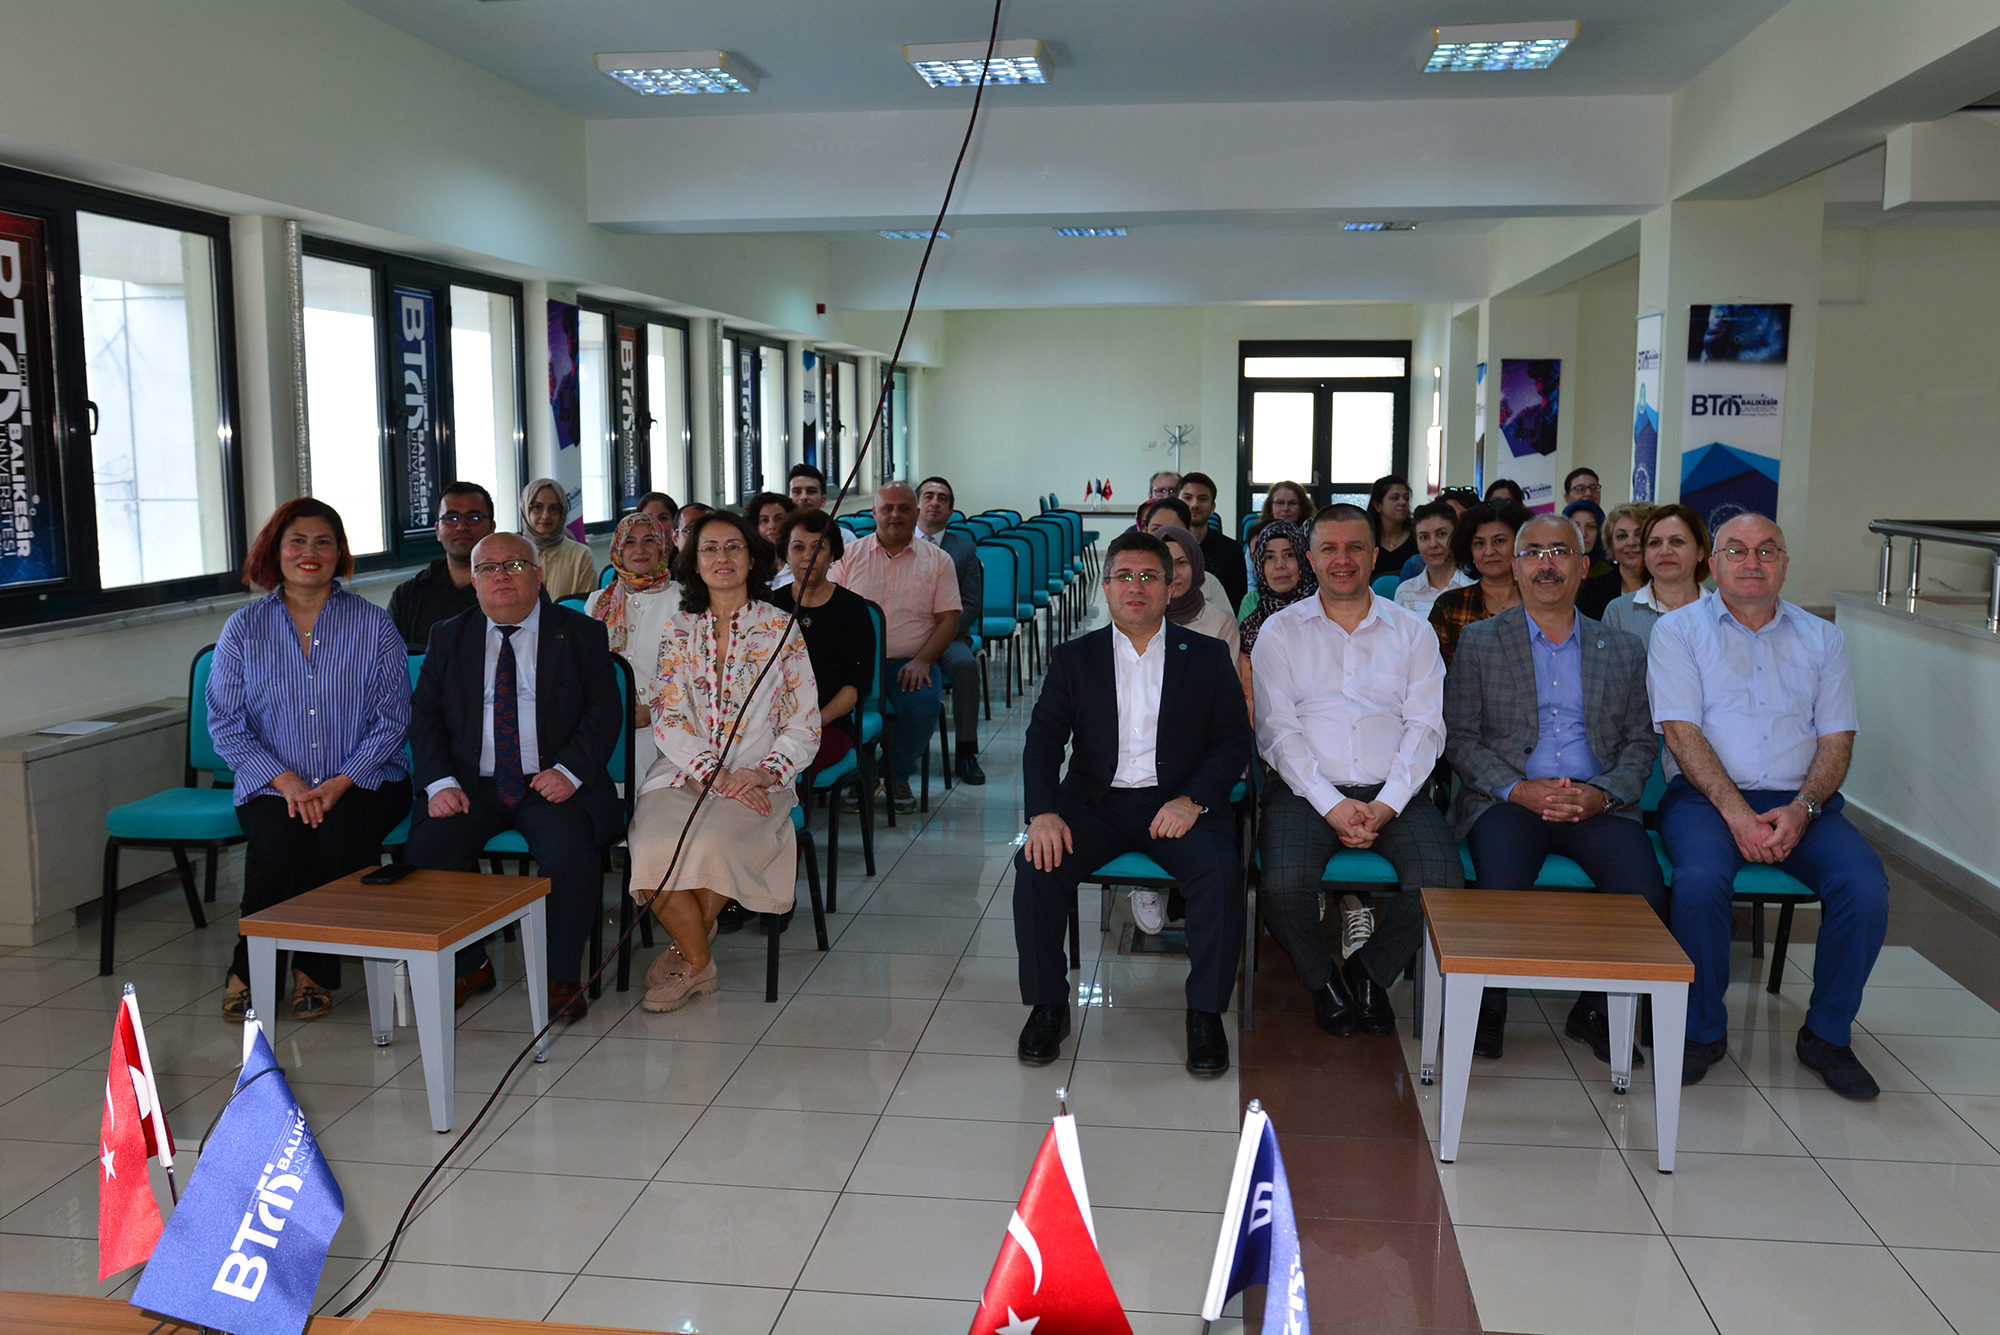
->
[1054, 227, 1126, 237]
[595, 50, 757, 95]
[876, 230, 949, 240]
[904, 39, 1045, 88]
[1424, 22, 1577, 72]
[1343, 221, 1420, 232]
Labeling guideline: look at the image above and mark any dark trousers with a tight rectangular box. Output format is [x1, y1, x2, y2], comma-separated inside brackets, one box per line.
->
[1466, 801, 1669, 1018]
[1013, 787, 1243, 1013]
[1259, 776, 1462, 994]
[939, 640, 980, 748]
[884, 658, 943, 786]
[406, 778, 602, 985]
[1659, 781, 1888, 1046]
[232, 779, 412, 989]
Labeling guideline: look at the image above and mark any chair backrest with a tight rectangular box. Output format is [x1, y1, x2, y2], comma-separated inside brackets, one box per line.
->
[1640, 752, 1669, 822]
[1241, 513, 1260, 542]
[976, 542, 1017, 619]
[599, 563, 616, 589]
[608, 654, 636, 813]
[987, 534, 1036, 612]
[1370, 575, 1401, 599]
[965, 516, 999, 540]
[558, 596, 589, 614]
[1027, 515, 1075, 569]
[979, 510, 1016, 531]
[188, 645, 231, 784]
[864, 601, 888, 709]
[1005, 527, 1049, 591]
[992, 509, 1022, 525]
[951, 509, 966, 523]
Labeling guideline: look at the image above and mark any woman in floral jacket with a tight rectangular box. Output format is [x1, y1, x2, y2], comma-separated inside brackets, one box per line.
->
[627, 508, 818, 1013]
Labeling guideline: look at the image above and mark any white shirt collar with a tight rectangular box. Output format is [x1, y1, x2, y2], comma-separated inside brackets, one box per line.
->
[1309, 590, 1383, 633]
[486, 600, 542, 635]
[1112, 622, 1167, 657]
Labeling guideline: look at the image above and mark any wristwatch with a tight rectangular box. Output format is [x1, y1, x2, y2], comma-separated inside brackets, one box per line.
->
[1797, 797, 1823, 824]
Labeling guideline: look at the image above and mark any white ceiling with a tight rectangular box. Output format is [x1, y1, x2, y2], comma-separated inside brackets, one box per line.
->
[343, 0, 1790, 119]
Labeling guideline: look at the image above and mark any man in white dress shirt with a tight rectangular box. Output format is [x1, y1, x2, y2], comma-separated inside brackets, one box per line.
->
[1252, 504, 1464, 1039]
[1650, 512, 1888, 1097]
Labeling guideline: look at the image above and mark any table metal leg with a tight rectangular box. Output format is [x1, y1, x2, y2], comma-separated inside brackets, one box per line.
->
[247, 937, 279, 1037]
[362, 958, 397, 1046]
[1606, 992, 1637, 1095]
[1418, 934, 1443, 1085]
[406, 952, 455, 1133]
[1437, 971, 1483, 1163]
[1650, 983, 1688, 1173]
[520, 904, 550, 1062]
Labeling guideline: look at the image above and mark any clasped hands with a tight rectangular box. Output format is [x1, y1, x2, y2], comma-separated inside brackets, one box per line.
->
[1022, 796, 1201, 872]
[426, 768, 579, 819]
[1727, 801, 1810, 864]
[1323, 797, 1396, 848]
[1507, 778, 1607, 824]
[273, 772, 352, 829]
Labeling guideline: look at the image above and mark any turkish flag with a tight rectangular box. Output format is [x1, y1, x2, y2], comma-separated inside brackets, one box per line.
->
[97, 1004, 164, 1280]
[969, 1114, 1133, 1335]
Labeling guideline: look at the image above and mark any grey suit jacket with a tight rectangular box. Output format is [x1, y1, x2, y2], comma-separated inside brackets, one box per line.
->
[1442, 603, 1657, 841]
[932, 528, 985, 648]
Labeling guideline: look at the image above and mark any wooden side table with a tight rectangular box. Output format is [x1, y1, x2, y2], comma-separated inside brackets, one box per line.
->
[1418, 887, 1695, 1172]
[239, 869, 552, 1133]
[0, 1290, 354, 1333]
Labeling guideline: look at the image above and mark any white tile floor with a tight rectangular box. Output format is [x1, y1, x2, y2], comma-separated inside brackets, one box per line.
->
[1421, 938, 2000, 1334]
[0, 646, 1253, 1334]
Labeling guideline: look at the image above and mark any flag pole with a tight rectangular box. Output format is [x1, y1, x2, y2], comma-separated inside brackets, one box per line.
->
[123, 984, 177, 1206]
[1055, 1084, 1068, 1116]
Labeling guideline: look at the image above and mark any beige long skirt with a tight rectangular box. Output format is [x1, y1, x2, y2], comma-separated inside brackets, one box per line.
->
[627, 779, 798, 914]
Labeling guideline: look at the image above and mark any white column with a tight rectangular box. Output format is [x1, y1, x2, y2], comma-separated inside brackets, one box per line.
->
[227, 216, 302, 524]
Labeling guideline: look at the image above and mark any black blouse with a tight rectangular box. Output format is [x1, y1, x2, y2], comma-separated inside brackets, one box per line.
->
[769, 585, 877, 726]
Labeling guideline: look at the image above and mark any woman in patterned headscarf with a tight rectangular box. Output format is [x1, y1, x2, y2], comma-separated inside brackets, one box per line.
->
[585, 512, 681, 775]
[1236, 519, 1316, 716]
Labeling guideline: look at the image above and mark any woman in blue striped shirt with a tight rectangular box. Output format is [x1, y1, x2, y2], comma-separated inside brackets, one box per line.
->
[207, 498, 413, 1019]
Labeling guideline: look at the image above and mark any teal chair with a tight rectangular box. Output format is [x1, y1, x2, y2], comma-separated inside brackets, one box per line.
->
[802, 739, 874, 916]
[558, 596, 589, 614]
[1241, 513, 1260, 542]
[976, 541, 1027, 707]
[1371, 575, 1401, 599]
[598, 564, 616, 589]
[862, 601, 933, 820]
[98, 645, 239, 973]
[756, 804, 828, 1001]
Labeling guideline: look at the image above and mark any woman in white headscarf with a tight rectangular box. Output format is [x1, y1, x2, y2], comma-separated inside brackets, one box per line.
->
[520, 477, 597, 601]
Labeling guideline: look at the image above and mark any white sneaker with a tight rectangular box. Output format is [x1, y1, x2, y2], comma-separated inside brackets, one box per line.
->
[1339, 895, 1376, 961]
[1129, 889, 1166, 936]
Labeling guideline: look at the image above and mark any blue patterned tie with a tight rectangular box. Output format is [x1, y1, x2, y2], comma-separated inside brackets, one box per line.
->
[493, 625, 525, 808]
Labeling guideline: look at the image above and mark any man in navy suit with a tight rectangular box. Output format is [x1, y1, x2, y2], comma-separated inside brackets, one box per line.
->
[1014, 531, 1255, 1077]
[408, 532, 623, 1020]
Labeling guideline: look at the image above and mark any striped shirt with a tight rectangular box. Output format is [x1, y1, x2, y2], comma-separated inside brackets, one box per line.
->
[206, 583, 412, 803]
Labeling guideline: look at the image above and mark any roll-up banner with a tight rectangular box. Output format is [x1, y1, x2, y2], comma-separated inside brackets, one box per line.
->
[1681, 304, 1788, 532]
[615, 324, 641, 511]
[1632, 313, 1662, 503]
[547, 301, 584, 540]
[1472, 362, 1486, 495]
[1498, 357, 1561, 513]
[801, 349, 819, 467]
[0, 210, 65, 589]
[392, 286, 439, 537]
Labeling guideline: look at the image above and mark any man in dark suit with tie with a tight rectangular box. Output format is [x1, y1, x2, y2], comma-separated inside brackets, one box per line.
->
[408, 531, 623, 1020]
[1445, 513, 1665, 1066]
[1014, 531, 1255, 1077]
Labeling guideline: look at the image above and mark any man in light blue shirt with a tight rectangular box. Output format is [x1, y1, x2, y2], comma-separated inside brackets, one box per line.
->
[1444, 515, 1662, 1067]
[1649, 512, 1886, 1098]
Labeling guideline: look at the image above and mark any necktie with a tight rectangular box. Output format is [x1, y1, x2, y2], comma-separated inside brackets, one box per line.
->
[493, 625, 525, 808]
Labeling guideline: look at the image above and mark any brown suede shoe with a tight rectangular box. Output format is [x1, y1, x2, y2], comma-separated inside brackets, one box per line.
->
[454, 960, 496, 1009]
[550, 980, 589, 1021]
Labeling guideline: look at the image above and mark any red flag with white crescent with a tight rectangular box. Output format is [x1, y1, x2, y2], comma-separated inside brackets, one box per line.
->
[968, 1114, 1132, 1335]
[97, 1003, 163, 1280]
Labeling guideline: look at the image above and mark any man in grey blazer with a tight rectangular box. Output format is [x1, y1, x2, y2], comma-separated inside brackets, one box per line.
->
[1444, 513, 1666, 1066]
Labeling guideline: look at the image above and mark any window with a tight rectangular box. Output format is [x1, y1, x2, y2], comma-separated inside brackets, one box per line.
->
[646, 322, 689, 503]
[449, 285, 519, 516]
[0, 168, 243, 628]
[577, 309, 611, 524]
[721, 336, 740, 504]
[78, 213, 231, 589]
[1236, 340, 1410, 529]
[758, 343, 786, 496]
[301, 256, 385, 555]
[886, 368, 908, 483]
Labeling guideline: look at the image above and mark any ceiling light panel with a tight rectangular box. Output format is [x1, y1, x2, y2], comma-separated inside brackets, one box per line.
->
[903, 39, 1046, 88]
[595, 50, 757, 95]
[876, 230, 949, 240]
[1425, 22, 1577, 72]
[1055, 227, 1126, 237]
[1343, 221, 1420, 232]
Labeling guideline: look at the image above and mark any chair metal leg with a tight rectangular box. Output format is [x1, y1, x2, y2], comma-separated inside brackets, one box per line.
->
[825, 784, 842, 915]
[1750, 899, 1766, 958]
[801, 831, 829, 952]
[203, 846, 219, 902]
[616, 893, 635, 992]
[169, 846, 207, 930]
[764, 916, 781, 1002]
[981, 649, 992, 721]
[99, 840, 121, 976]
[587, 848, 609, 1000]
[938, 707, 952, 792]
[858, 766, 876, 877]
[1768, 901, 1800, 994]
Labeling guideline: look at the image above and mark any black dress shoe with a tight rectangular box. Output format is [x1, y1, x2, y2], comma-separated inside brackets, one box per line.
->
[454, 960, 496, 1010]
[1017, 1005, 1071, 1066]
[1343, 957, 1395, 1036]
[1472, 1007, 1506, 1060]
[759, 909, 795, 936]
[1797, 1024, 1881, 1100]
[956, 752, 987, 786]
[1682, 1035, 1729, 1086]
[714, 902, 747, 935]
[1186, 1008, 1230, 1078]
[1565, 998, 1645, 1068]
[1311, 972, 1357, 1038]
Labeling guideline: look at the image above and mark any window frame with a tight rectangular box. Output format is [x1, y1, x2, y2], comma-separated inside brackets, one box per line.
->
[588, 304, 693, 528]
[640, 314, 695, 511]
[1235, 338, 1412, 530]
[300, 236, 525, 571]
[0, 166, 245, 631]
[724, 329, 790, 504]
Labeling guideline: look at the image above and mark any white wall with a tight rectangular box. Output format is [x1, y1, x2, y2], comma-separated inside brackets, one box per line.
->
[1567, 258, 1644, 501]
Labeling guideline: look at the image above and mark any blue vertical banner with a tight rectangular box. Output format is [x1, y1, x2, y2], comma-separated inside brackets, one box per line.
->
[0, 210, 66, 588]
[547, 300, 584, 540]
[1681, 304, 1788, 532]
[615, 323, 641, 511]
[1632, 313, 1662, 503]
[1472, 362, 1486, 496]
[1498, 358, 1561, 513]
[392, 286, 439, 537]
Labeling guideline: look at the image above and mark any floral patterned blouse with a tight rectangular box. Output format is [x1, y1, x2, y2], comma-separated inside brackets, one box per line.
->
[643, 600, 820, 795]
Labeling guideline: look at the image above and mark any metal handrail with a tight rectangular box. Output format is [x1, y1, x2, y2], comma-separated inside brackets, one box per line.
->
[1869, 519, 2000, 631]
